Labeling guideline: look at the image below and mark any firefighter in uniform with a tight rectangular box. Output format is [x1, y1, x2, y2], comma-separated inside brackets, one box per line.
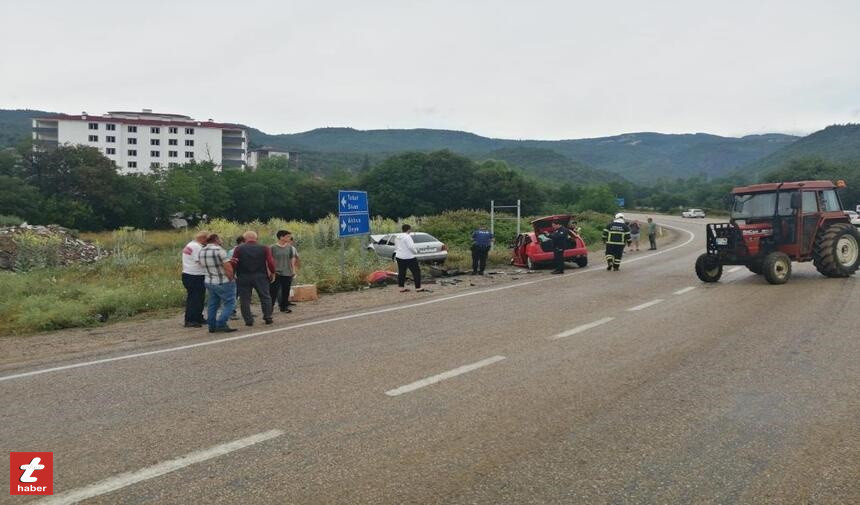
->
[549, 220, 568, 274]
[602, 213, 631, 271]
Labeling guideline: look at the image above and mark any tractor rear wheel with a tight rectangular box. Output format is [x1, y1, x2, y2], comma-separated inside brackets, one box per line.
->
[747, 260, 764, 275]
[813, 223, 860, 277]
[763, 251, 792, 284]
[695, 253, 722, 282]
[575, 255, 588, 268]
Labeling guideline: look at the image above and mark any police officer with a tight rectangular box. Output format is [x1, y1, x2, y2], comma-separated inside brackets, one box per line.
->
[549, 220, 568, 274]
[470, 224, 494, 275]
[602, 213, 631, 271]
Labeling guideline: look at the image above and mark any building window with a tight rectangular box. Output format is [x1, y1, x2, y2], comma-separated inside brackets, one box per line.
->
[185, 139, 194, 146]
[128, 161, 137, 168]
[106, 136, 116, 143]
[88, 135, 98, 142]
[169, 127, 178, 134]
[150, 162, 161, 169]
[150, 150, 160, 157]
[168, 138, 178, 146]
[185, 151, 194, 158]
[128, 125, 137, 133]
[106, 124, 116, 131]
[151, 127, 160, 134]
[128, 138, 137, 145]
[151, 139, 160, 146]
[168, 162, 180, 168]
[106, 147, 116, 155]
[185, 128, 194, 135]
[128, 149, 137, 156]
[89, 123, 98, 130]
[168, 150, 178, 158]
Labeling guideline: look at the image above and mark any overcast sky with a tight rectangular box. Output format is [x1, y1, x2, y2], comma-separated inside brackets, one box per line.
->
[2, 0, 859, 139]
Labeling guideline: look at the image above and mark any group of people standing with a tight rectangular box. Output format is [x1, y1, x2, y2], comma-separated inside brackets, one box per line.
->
[181, 230, 299, 333]
[602, 214, 659, 271]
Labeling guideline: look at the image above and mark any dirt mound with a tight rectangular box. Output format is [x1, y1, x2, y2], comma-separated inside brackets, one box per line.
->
[0, 224, 108, 271]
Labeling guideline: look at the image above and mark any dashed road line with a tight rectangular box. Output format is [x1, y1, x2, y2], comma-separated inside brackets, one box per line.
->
[627, 299, 665, 311]
[674, 286, 696, 295]
[549, 317, 615, 340]
[36, 430, 284, 505]
[385, 356, 506, 396]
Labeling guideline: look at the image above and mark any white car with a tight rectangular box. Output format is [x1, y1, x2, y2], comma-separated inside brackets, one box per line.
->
[367, 232, 448, 263]
[682, 208, 706, 218]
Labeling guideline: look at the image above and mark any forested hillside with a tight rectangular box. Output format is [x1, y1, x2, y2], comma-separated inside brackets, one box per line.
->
[1, 109, 798, 183]
[744, 124, 860, 175]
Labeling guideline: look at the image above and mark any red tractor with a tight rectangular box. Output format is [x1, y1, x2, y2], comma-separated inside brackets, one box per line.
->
[695, 180, 860, 284]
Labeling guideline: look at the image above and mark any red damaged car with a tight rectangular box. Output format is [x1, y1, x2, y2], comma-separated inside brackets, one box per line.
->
[511, 214, 588, 270]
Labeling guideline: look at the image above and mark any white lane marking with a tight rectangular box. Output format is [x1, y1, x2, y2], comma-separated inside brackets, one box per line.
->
[727, 266, 742, 273]
[36, 430, 284, 505]
[627, 299, 665, 311]
[549, 317, 615, 340]
[674, 286, 696, 295]
[385, 356, 506, 396]
[0, 223, 696, 383]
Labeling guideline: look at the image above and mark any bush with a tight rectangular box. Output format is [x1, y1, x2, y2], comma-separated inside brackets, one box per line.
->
[12, 231, 62, 272]
[0, 215, 24, 227]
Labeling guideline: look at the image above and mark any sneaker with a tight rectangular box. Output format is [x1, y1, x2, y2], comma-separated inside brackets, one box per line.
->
[217, 326, 238, 333]
[264, 318, 273, 325]
[184, 322, 202, 328]
[279, 308, 292, 313]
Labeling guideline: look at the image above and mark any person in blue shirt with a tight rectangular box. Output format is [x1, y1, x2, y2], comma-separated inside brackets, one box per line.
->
[471, 224, 494, 275]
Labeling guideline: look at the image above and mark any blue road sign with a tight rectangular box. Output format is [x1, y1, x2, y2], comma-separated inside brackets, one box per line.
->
[339, 190, 369, 214]
[615, 197, 625, 208]
[339, 213, 371, 237]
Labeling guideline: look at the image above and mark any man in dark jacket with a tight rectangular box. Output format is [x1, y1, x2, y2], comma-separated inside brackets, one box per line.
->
[230, 231, 276, 326]
[470, 224, 494, 275]
[549, 221, 568, 274]
[602, 213, 632, 271]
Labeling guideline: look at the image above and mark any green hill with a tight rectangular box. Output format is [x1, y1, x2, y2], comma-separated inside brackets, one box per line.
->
[482, 146, 622, 185]
[251, 127, 797, 183]
[0, 109, 798, 183]
[745, 124, 860, 175]
[0, 109, 49, 147]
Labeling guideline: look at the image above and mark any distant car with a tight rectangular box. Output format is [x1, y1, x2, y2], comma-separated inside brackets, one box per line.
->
[847, 210, 860, 227]
[367, 232, 448, 263]
[511, 214, 588, 270]
[682, 208, 706, 218]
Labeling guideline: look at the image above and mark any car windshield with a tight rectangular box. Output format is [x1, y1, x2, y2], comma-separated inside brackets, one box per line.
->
[732, 192, 793, 219]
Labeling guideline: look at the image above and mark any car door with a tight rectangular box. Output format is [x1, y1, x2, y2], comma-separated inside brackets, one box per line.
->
[800, 191, 819, 254]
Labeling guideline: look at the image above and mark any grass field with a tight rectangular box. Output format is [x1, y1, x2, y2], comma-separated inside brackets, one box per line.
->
[0, 210, 610, 335]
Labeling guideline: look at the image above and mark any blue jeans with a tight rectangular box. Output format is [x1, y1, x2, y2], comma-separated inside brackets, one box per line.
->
[205, 281, 237, 330]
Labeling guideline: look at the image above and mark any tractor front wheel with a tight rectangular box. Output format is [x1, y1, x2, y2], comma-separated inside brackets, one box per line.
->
[695, 254, 722, 283]
[813, 223, 860, 277]
[763, 251, 792, 285]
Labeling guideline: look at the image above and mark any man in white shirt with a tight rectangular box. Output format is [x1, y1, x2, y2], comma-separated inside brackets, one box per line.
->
[181, 230, 209, 327]
[394, 224, 426, 292]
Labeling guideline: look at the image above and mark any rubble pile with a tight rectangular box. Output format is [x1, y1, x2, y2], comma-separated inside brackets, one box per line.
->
[0, 224, 109, 271]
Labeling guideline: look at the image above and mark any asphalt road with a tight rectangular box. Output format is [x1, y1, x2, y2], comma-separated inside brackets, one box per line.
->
[2, 215, 858, 504]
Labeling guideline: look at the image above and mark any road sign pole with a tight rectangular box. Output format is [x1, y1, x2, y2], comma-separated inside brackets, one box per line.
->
[339, 238, 345, 279]
[490, 200, 495, 250]
[516, 199, 521, 236]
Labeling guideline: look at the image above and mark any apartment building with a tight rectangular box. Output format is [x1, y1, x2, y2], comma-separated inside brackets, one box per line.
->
[247, 146, 293, 169]
[32, 109, 247, 173]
